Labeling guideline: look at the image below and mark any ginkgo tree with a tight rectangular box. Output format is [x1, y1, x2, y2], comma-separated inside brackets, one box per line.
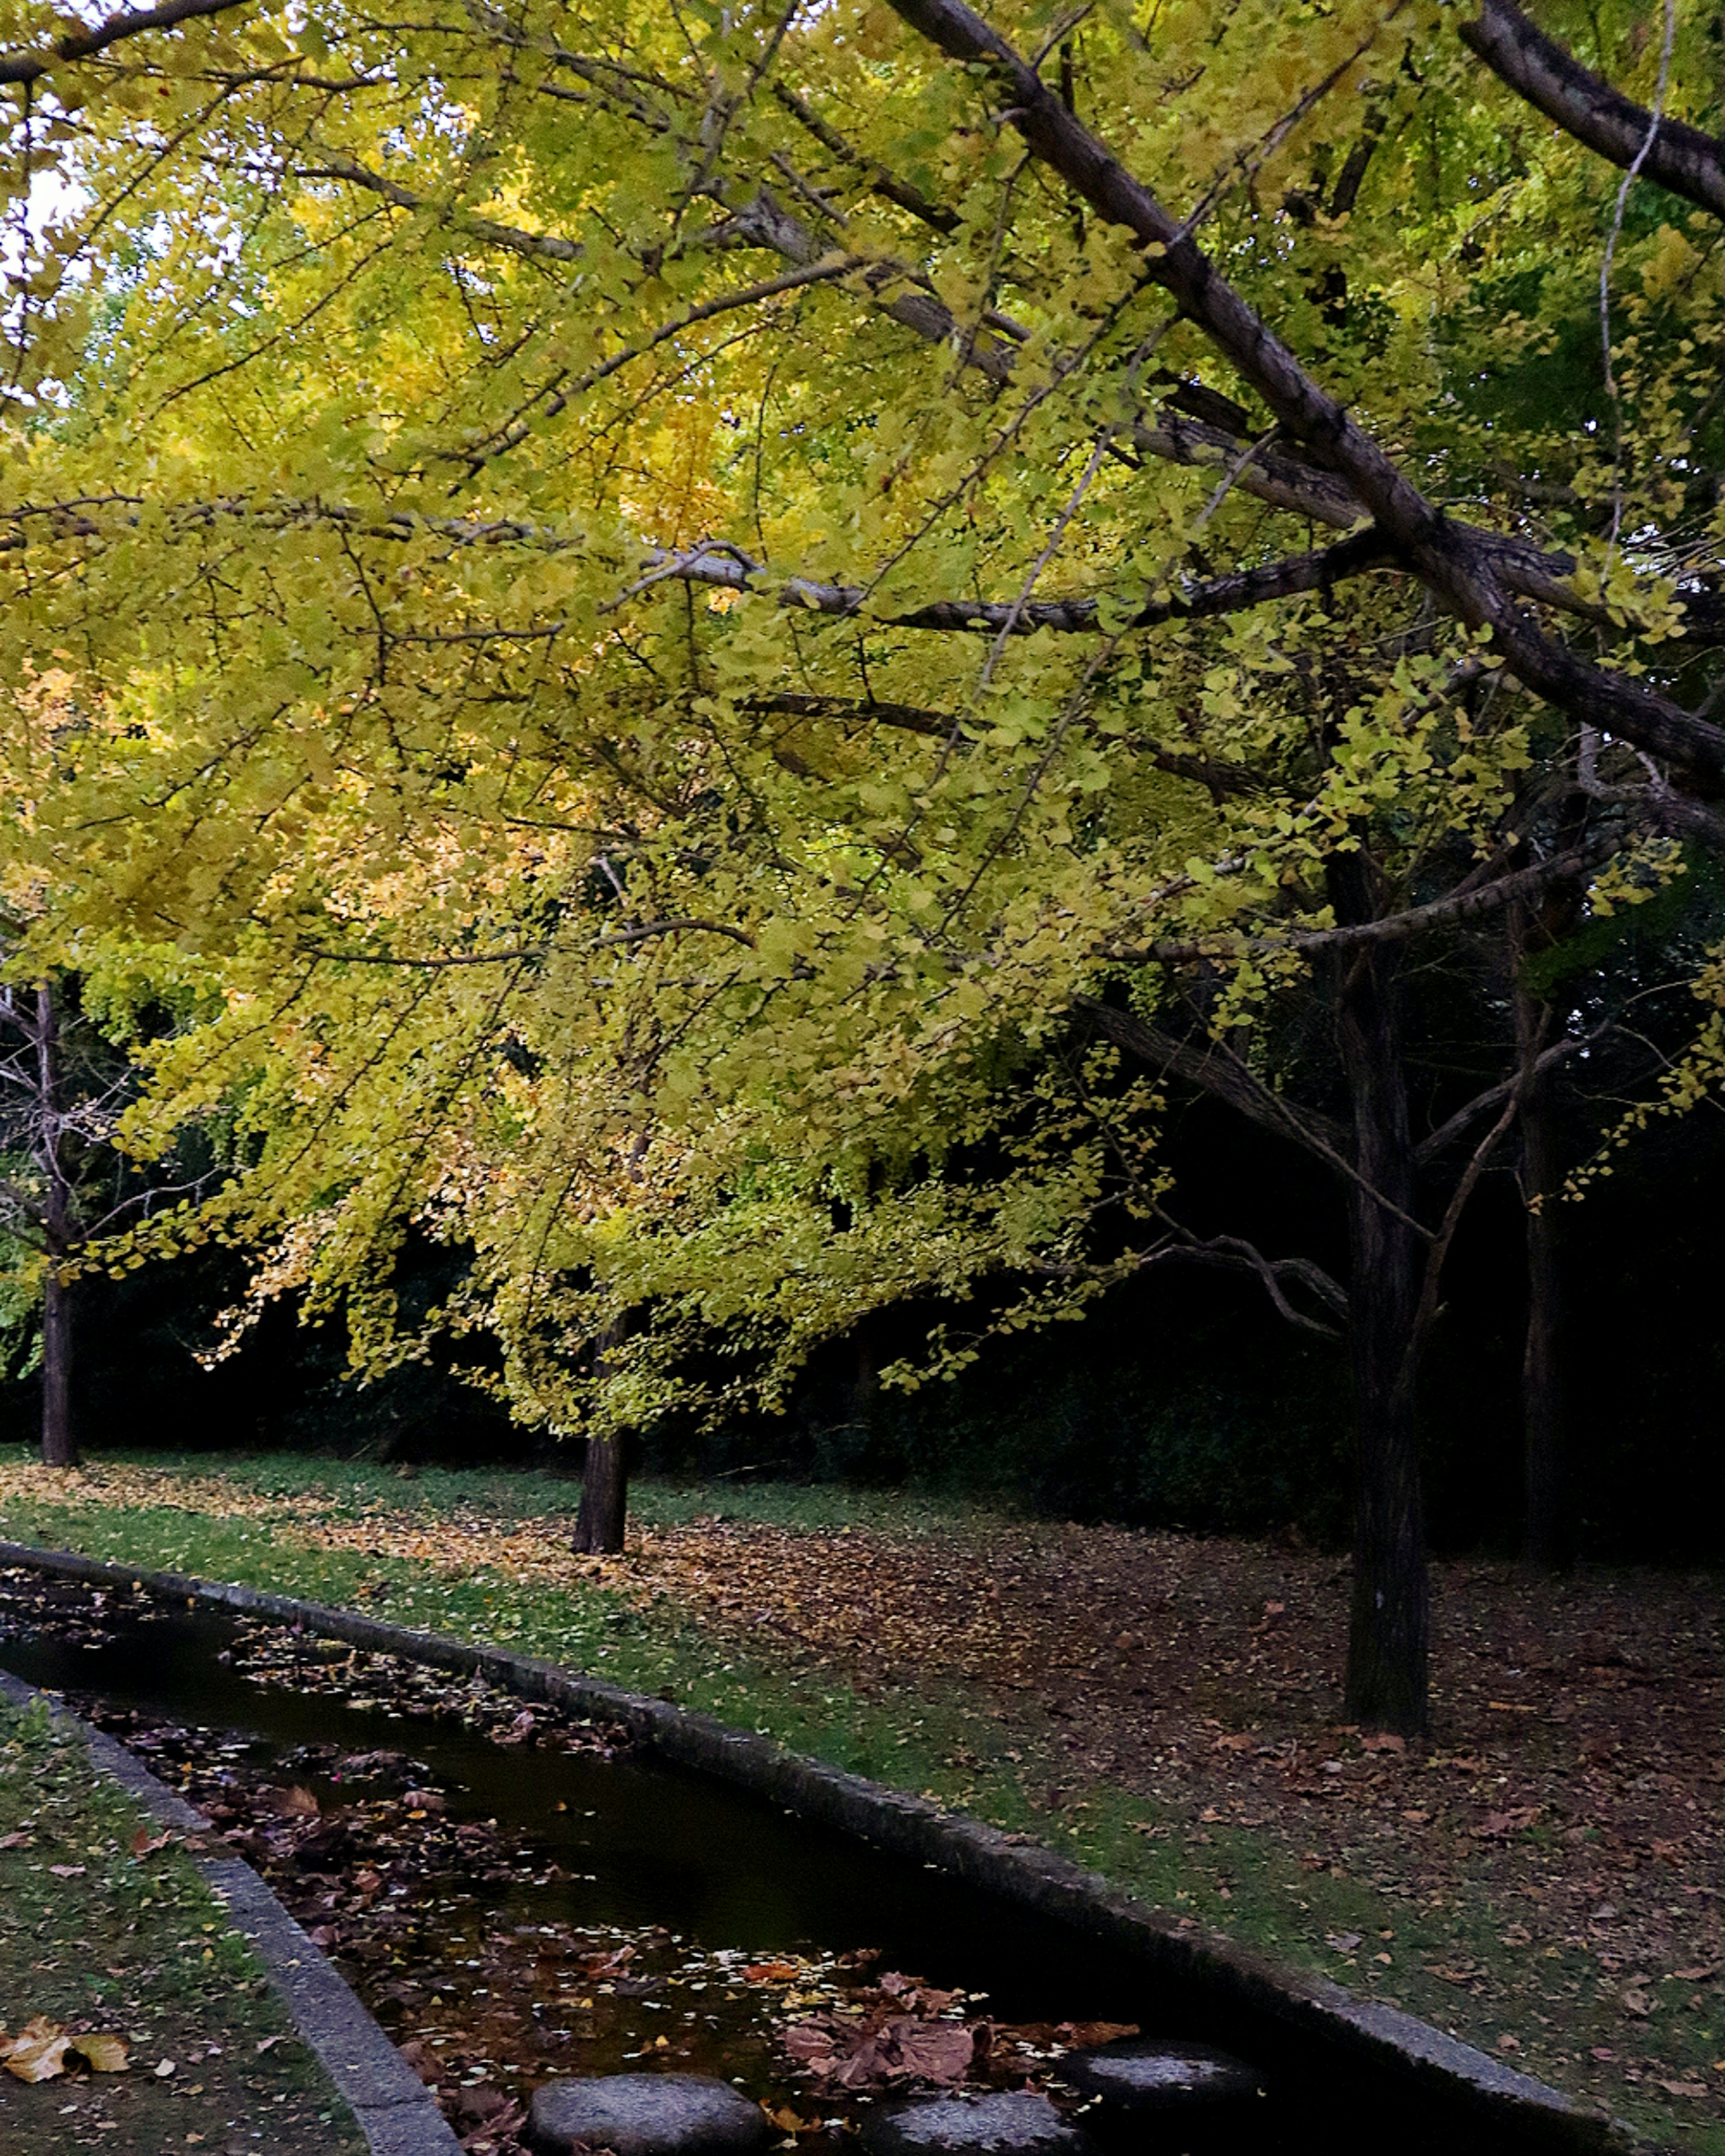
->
[1, 0, 1722, 1729]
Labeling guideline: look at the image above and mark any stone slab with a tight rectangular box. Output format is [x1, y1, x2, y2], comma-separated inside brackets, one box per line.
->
[1062, 2036, 1263, 2109]
[862, 2092, 1092, 2156]
[528, 2071, 772, 2156]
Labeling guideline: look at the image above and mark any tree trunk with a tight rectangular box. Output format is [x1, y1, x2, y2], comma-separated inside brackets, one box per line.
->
[574, 1318, 629, 1554]
[575, 1434, 628, 1554]
[1332, 870, 1429, 1735]
[35, 981, 79, 1470]
[40, 1259, 77, 1468]
[1516, 992, 1575, 1572]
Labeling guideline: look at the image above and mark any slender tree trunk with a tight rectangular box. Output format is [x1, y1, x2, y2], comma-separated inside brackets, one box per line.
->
[40, 1259, 76, 1467]
[1332, 871, 1429, 1735]
[574, 1318, 629, 1554]
[1515, 988, 1575, 1572]
[35, 981, 79, 1469]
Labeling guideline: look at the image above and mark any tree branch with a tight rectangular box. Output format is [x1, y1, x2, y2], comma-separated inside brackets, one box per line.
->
[1118, 844, 1603, 965]
[882, 0, 1725, 812]
[1135, 1219, 1349, 1338]
[0, 0, 250, 84]
[1461, 0, 1725, 222]
[1073, 996, 1349, 1161]
[1415, 1029, 1608, 1165]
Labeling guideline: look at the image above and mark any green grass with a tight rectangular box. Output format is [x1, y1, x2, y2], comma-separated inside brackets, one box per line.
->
[1, 1449, 1716, 2154]
[0, 1689, 363, 2155]
[65, 1446, 1011, 1536]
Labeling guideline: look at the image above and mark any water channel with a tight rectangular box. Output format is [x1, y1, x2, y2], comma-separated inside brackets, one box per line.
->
[0, 1566, 1533, 2155]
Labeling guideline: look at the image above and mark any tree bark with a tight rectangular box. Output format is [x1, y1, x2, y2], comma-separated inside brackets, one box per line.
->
[35, 981, 79, 1469]
[574, 1433, 628, 1554]
[39, 1259, 76, 1467]
[1514, 985, 1575, 1572]
[574, 1317, 630, 1554]
[1332, 867, 1429, 1735]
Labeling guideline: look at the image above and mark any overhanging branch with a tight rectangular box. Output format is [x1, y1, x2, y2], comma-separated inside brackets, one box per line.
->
[1461, 0, 1725, 222]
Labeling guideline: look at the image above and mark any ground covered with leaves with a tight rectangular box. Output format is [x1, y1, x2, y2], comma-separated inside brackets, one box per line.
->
[0, 1453, 1718, 2151]
[0, 1686, 363, 2155]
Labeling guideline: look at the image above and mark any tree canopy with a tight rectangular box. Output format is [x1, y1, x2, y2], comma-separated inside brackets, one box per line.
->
[3, 0, 1723, 1724]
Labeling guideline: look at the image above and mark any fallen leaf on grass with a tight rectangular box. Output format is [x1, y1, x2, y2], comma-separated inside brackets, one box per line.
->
[131, 1827, 173, 1856]
[1475, 1808, 1541, 1839]
[70, 2034, 129, 2073]
[1674, 1964, 1720, 1983]
[3, 2018, 71, 2082]
[1660, 2081, 1707, 2099]
[254, 2037, 285, 2056]
[1325, 1932, 1363, 1954]
[0, 1830, 32, 1849]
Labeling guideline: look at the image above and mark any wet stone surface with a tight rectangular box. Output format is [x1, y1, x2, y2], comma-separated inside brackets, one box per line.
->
[1062, 2037, 1263, 2110]
[861, 2094, 1093, 2156]
[528, 2071, 773, 2156]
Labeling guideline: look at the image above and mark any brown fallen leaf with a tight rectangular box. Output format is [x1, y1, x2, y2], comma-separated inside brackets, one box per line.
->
[70, 2034, 129, 2073]
[131, 1826, 173, 1856]
[1660, 2081, 1707, 2099]
[0, 1830, 33, 1849]
[1057, 2022, 1140, 2050]
[743, 1962, 804, 1984]
[5, 2017, 71, 2083]
[1361, 1732, 1406, 1754]
[48, 1863, 85, 1879]
[1475, 1807, 1541, 1839]
[1674, 1964, 1720, 1983]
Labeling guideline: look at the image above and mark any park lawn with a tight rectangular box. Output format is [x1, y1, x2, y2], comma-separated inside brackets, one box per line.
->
[0, 1684, 364, 2156]
[0, 1448, 1719, 2153]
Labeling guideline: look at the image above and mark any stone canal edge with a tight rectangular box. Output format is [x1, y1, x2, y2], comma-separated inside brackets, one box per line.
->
[0, 1657, 461, 2156]
[0, 1539, 1651, 2156]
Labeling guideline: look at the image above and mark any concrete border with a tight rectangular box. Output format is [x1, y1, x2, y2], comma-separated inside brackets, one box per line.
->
[0, 1539, 1643, 2156]
[0, 1656, 460, 2156]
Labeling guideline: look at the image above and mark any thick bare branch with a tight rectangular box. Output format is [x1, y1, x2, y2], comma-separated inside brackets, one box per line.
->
[0, 0, 250, 84]
[1461, 0, 1725, 222]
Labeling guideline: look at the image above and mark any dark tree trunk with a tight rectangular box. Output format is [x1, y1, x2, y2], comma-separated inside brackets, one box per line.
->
[40, 1258, 76, 1468]
[1515, 985, 1575, 1572]
[35, 981, 79, 1470]
[574, 1318, 630, 1555]
[1332, 867, 1429, 1735]
[575, 1434, 628, 1554]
